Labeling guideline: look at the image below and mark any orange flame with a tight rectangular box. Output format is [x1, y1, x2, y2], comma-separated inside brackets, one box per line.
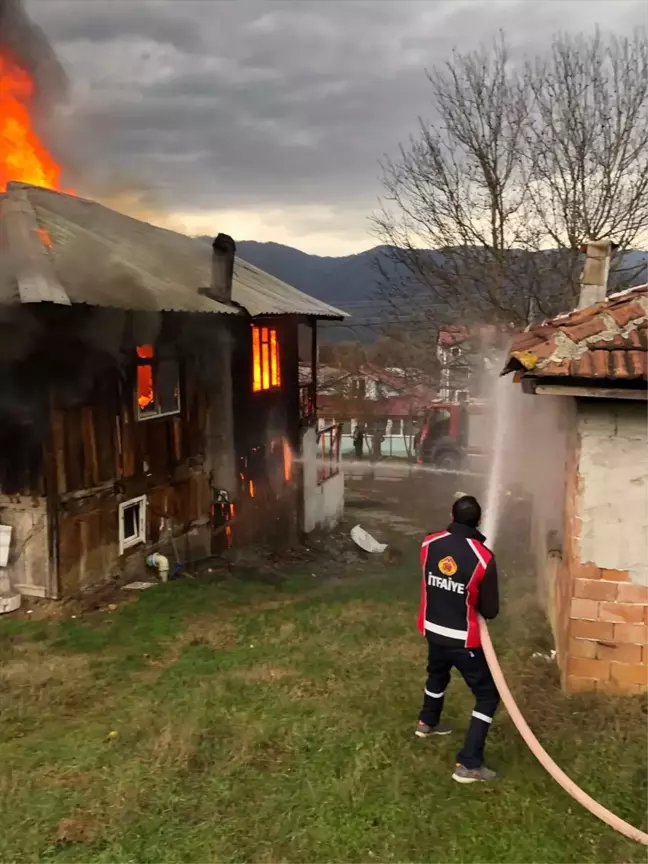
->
[0, 54, 70, 193]
[136, 345, 154, 410]
[225, 503, 235, 548]
[251, 325, 281, 392]
[282, 437, 292, 483]
[36, 226, 52, 248]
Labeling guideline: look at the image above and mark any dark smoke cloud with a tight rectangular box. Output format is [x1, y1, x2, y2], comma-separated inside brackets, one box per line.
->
[0, 0, 67, 103]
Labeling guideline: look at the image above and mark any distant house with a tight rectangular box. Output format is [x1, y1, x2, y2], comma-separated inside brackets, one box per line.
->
[0, 182, 346, 604]
[437, 326, 472, 402]
[503, 239, 647, 695]
[436, 323, 506, 402]
[302, 362, 438, 459]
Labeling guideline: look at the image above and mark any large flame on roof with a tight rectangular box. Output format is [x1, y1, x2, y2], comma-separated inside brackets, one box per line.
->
[0, 53, 67, 192]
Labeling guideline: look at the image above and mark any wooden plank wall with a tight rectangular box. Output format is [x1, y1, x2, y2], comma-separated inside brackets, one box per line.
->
[53, 359, 211, 595]
[1, 308, 304, 596]
[229, 317, 301, 549]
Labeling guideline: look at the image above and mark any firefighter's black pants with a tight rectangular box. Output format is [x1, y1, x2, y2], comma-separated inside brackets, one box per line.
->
[419, 637, 500, 769]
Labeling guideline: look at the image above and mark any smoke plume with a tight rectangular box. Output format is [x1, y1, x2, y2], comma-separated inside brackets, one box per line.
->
[0, 0, 67, 105]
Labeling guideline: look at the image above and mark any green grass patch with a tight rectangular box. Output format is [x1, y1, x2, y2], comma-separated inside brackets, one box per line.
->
[0, 552, 645, 863]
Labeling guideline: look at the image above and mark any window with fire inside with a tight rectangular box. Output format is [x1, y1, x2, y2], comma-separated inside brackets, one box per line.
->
[251, 324, 281, 392]
[136, 345, 181, 420]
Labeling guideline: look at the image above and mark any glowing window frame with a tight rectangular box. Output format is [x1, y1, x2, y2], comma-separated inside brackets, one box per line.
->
[135, 345, 181, 421]
[252, 325, 281, 392]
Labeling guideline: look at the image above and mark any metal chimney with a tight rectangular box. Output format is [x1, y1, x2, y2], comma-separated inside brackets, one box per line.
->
[578, 238, 617, 309]
[209, 233, 236, 303]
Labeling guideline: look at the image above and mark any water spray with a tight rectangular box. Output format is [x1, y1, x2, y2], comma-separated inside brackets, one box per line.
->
[480, 375, 648, 846]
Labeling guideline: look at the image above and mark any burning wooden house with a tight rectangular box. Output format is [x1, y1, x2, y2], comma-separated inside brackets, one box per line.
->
[0, 182, 346, 602]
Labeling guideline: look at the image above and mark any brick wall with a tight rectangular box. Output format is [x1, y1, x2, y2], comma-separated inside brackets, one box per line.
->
[567, 571, 648, 693]
[557, 406, 648, 695]
[555, 427, 579, 678]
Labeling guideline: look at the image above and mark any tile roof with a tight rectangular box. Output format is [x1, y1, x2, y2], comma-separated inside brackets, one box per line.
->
[503, 285, 648, 382]
[0, 183, 347, 320]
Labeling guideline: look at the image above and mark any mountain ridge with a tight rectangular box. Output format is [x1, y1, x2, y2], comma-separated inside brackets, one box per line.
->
[199, 237, 648, 336]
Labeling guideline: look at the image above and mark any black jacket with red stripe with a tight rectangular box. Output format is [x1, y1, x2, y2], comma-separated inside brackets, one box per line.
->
[417, 522, 499, 649]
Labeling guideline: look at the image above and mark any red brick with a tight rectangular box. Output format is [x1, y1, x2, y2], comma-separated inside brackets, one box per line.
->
[596, 642, 643, 664]
[566, 675, 597, 694]
[568, 657, 611, 681]
[577, 563, 601, 580]
[600, 568, 630, 582]
[573, 579, 618, 602]
[600, 682, 646, 695]
[570, 598, 599, 620]
[610, 663, 648, 688]
[613, 623, 648, 645]
[596, 678, 630, 694]
[617, 584, 648, 604]
[569, 638, 597, 659]
[599, 603, 645, 624]
[571, 619, 614, 641]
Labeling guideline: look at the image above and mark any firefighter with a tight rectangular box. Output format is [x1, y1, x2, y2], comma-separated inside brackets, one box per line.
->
[415, 494, 500, 783]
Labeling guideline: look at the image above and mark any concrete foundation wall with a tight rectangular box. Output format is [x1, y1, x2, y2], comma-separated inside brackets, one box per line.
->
[561, 401, 648, 695]
[302, 427, 344, 533]
[0, 496, 53, 598]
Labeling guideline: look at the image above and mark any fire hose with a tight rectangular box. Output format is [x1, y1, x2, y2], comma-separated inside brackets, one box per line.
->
[479, 615, 648, 846]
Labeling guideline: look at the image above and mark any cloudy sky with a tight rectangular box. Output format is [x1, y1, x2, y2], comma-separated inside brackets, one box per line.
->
[27, 0, 646, 255]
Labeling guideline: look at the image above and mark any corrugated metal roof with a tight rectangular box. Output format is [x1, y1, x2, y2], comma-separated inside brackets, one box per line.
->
[0, 183, 347, 320]
[0, 185, 235, 315]
[503, 285, 648, 381]
[232, 256, 346, 318]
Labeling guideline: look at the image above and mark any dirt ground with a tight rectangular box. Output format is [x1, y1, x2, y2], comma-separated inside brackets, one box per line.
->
[344, 465, 529, 567]
[16, 466, 525, 625]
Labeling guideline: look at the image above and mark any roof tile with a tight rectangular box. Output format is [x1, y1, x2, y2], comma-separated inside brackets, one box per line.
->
[504, 285, 647, 385]
[611, 352, 629, 378]
[592, 350, 612, 378]
[589, 333, 630, 351]
[629, 351, 645, 377]
[563, 318, 607, 342]
[542, 360, 570, 376]
[608, 302, 646, 329]
[573, 352, 594, 377]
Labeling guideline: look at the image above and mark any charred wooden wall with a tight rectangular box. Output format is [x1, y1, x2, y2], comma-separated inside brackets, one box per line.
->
[229, 316, 301, 550]
[0, 305, 308, 597]
[0, 306, 219, 596]
[53, 360, 212, 596]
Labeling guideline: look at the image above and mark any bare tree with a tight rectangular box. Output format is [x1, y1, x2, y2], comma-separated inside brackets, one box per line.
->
[373, 28, 648, 327]
[526, 29, 648, 280]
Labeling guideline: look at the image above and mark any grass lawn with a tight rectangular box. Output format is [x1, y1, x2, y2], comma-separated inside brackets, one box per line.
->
[0, 546, 646, 863]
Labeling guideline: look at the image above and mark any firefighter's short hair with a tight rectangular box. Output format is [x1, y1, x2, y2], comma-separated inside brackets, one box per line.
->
[452, 495, 482, 528]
